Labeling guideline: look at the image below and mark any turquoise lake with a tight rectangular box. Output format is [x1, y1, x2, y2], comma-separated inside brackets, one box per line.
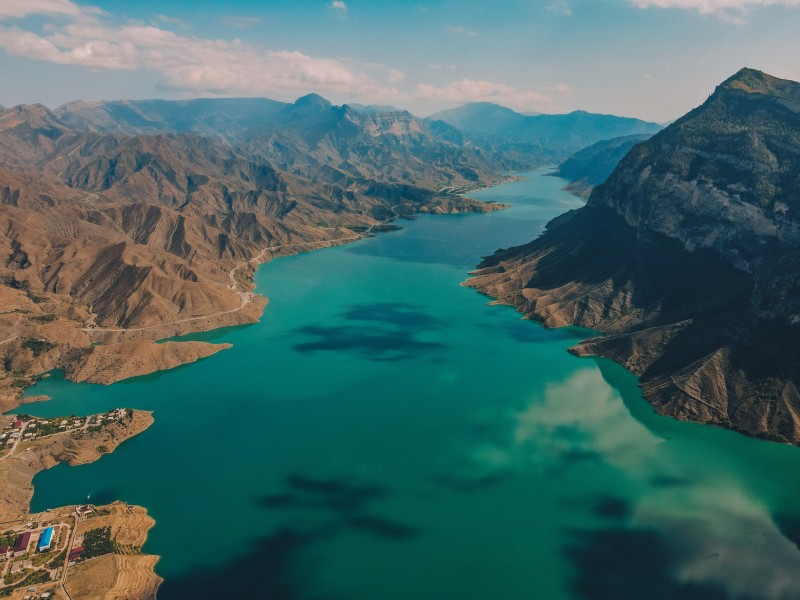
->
[20, 170, 800, 599]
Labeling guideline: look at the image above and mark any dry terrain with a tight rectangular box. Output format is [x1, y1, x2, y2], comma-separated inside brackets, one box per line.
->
[0, 410, 153, 522]
[65, 503, 161, 600]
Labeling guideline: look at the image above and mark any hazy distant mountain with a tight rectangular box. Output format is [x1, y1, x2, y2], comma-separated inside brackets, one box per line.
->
[53, 97, 288, 141]
[468, 68, 800, 444]
[553, 133, 653, 196]
[430, 102, 526, 136]
[430, 103, 662, 166]
[347, 103, 403, 114]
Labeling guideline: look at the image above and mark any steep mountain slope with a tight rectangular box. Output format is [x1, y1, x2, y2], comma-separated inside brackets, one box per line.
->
[553, 133, 653, 196]
[430, 103, 662, 166]
[0, 95, 505, 408]
[467, 68, 800, 443]
[243, 95, 500, 189]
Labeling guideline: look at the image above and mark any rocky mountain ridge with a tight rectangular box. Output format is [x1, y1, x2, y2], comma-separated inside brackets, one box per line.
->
[0, 94, 506, 409]
[467, 68, 800, 444]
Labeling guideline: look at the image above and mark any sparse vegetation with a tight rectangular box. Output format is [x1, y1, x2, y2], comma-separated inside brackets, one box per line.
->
[81, 526, 118, 559]
[21, 338, 57, 357]
[25, 292, 46, 304]
[31, 313, 57, 323]
[48, 548, 67, 569]
[0, 531, 15, 547]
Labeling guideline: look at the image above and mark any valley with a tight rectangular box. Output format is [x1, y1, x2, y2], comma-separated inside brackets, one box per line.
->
[0, 46, 799, 599]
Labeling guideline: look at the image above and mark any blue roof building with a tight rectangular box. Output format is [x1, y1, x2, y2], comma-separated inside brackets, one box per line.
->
[37, 527, 54, 552]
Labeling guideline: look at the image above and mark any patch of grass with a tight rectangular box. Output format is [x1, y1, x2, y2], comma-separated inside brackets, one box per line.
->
[47, 549, 67, 569]
[14, 568, 51, 587]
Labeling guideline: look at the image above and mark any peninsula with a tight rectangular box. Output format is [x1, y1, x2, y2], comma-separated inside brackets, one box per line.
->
[0, 409, 158, 599]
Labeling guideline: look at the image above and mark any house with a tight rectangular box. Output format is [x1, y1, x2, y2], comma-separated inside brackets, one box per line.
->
[0, 545, 10, 560]
[12, 531, 32, 556]
[37, 527, 53, 552]
[68, 546, 84, 561]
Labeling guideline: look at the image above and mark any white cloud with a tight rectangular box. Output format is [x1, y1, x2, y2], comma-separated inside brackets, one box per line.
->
[0, 4, 399, 102]
[0, 0, 91, 19]
[387, 69, 406, 83]
[416, 79, 552, 110]
[446, 25, 476, 37]
[549, 83, 574, 93]
[330, 1, 348, 13]
[548, 1, 574, 16]
[630, 0, 800, 22]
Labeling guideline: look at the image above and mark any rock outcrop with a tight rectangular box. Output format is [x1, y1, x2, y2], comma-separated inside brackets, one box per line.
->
[468, 68, 800, 444]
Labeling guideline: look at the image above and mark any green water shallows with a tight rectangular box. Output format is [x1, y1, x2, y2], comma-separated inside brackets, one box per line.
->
[20, 171, 800, 600]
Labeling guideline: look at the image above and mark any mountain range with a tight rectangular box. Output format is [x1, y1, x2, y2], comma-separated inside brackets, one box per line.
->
[468, 68, 800, 443]
[431, 103, 663, 167]
[553, 133, 654, 196]
[0, 94, 507, 408]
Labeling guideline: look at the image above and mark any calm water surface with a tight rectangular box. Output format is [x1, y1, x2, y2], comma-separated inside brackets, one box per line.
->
[20, 171, 800, 599]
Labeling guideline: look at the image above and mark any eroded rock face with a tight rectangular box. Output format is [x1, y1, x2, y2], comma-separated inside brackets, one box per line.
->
[0, 95, 506, 408]
[468, 68, 800, 444]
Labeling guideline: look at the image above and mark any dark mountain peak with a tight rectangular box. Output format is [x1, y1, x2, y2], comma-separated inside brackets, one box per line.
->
[718, 68, 800, 102]
[293, 93, 333, 110]
[468, 70, 800, 445]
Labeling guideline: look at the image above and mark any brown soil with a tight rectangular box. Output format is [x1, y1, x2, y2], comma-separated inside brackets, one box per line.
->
[0, 410, 153, 522]
[65, 502, 161, 600]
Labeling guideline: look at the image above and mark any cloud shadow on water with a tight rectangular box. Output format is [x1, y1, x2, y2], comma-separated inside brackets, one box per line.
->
[563, 527, 730, 600]
[774, 513, 800, 551]
[163, 474, 419, 598]
[291, 302, 447, 361]
[159, 526, 342, 600]
[259, 473, 418, 541]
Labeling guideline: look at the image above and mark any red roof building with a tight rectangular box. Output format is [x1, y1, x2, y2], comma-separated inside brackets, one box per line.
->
[68, 547, 84, 561]
[12, 531, 31, 555]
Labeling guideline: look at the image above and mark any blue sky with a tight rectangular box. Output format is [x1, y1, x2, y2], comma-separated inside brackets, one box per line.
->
[0, 0, 798, 121]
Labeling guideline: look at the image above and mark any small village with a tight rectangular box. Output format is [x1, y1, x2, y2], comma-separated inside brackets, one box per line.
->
[0, 408, 144, 599]
[0, 504, 102, 599]
[0, 409, 133, 458]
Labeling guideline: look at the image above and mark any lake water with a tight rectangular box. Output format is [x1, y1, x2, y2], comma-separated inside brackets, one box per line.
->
[20, 171, 800, 599]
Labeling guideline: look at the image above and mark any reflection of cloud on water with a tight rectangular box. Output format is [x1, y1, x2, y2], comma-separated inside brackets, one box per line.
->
[460, 368, 662, 477]
[439, 368, 661, 489]
[511, 369, 661, 468]
[448, 367, 800, 598]
[637, 488, 800, 600]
